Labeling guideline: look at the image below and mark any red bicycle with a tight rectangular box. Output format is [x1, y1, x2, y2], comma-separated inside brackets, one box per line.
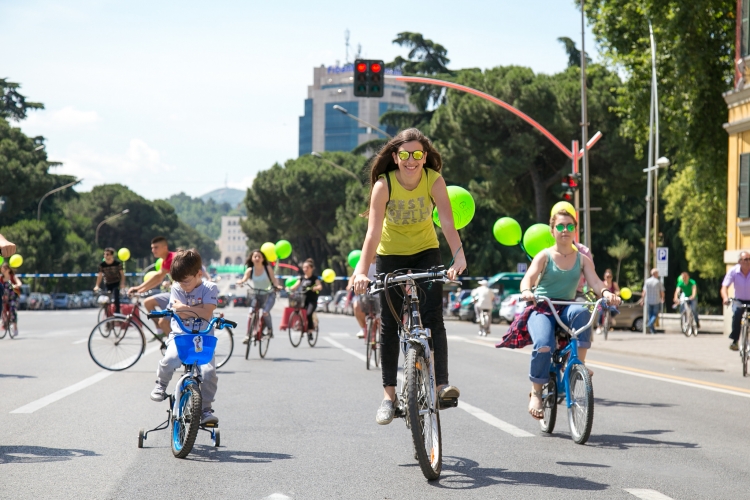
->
[284, 290, 318, 348]
[244, 285, 276, 359]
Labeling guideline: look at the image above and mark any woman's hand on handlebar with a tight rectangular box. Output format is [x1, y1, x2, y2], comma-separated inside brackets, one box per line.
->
[352, 273, 370, 295]
[447, 253, 467, 281]
[520, 289, 536, 304]
[603, 290, 621, 306]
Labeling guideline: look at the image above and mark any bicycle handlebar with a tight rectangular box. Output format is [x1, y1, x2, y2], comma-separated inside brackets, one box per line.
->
[146, 309, 237, 333]
[728, 298, 750, 308]
[367, 268, 451, 295]
[534, 296, 606, 338]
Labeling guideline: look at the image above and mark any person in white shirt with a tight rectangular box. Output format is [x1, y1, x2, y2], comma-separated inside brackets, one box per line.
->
[471, 279, 495, 335]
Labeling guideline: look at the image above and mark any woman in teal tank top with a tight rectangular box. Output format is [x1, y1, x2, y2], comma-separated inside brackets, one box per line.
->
[518, 210, 621, 420]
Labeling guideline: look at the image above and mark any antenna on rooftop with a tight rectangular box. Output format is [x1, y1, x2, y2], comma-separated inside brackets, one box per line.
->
[345, 29, 350, 63]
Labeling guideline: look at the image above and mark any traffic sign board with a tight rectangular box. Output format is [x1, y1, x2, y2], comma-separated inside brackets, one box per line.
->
[656, 247, 668, 277]
[517, 263, 528, 273]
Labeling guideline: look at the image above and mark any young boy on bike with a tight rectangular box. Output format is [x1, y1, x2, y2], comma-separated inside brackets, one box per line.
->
[149, 249, 220, 426]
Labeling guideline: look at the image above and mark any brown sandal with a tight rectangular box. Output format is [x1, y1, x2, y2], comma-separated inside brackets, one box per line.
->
[528, 390, 544, 420]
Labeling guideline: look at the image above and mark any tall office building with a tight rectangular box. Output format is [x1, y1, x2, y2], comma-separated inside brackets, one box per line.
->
[298, 64, 416, 156]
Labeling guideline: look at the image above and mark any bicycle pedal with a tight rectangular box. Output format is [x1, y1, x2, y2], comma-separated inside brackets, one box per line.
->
[438, 397, 458, 409]
[201, 422, 218, 428]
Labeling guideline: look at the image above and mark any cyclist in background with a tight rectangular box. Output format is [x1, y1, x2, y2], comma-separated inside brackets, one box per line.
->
[149, 249, 220, 426]
[721, 251, 750, 351]
[237, 249, 282, 343]
[350, 128, 465, 425]
[0, 262, 22, 337]
[471, 279, 495, 336]
[128, 236, 175, 336]
[349, 255, 377, 339]
[94, 247, 125, 314]
[288, 258, 322, 337]
[674, 271, 699, 330]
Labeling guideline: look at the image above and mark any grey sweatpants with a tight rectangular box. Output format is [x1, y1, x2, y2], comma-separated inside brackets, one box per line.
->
[156, 334, 217, 409]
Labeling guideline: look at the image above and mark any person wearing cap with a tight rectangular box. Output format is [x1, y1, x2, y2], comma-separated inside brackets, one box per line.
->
[471, 279, 495, 336]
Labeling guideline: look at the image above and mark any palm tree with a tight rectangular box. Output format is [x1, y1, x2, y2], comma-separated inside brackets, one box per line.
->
[607, 237, 635, 284]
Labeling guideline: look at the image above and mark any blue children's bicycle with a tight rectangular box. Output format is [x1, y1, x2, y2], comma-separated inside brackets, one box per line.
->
[137, 310, 237, 458]
[536, 295, 604, 445]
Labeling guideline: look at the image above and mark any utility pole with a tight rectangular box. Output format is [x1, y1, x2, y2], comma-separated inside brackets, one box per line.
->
[580, 0, 591, 248]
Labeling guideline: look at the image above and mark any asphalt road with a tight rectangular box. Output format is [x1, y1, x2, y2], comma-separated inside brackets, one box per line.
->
[2, 303, 749, 500]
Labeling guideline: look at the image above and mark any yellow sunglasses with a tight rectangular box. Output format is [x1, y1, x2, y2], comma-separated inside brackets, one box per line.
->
[397, 150, 425, 161]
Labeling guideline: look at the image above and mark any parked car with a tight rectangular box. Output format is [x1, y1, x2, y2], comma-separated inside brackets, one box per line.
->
[52, 293, 71, 309]
[70, 294, 83, 309]
[611, 292, 644, 331]
[499, 293, 523, 323]
[317, 295, 333, 313]
[78, 290, 95, 308]
[217, 295, 228, 308]
[41, 293, 53, 310]
[18, 284, 31, 310]
[28, 292, 43, 310]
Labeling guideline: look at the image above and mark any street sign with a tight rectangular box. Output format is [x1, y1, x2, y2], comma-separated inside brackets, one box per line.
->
[656, 247, 668, 277]
[517, 263, 527, 273]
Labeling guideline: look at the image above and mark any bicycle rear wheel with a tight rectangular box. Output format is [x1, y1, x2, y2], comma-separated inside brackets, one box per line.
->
[258, 325, 271, 358]
[88, 317, 146, 371]
[540, 375, 557, 434]
[366, 317, 375, 370]
[171, 383, 202, 458]
[214, 328, 234, 369]
[288, 311, 304, 347]
[405, 346, 442, 480]
[567, 364, 594, 444]
[246, 314, 258, 360]
[307, 316, 318, 347]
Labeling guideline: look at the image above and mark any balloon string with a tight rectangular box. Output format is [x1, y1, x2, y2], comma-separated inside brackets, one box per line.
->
[518, 240, 532, 261]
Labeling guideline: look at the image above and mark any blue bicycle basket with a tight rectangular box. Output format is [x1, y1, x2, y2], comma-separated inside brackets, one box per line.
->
[173, 334, 217, 364]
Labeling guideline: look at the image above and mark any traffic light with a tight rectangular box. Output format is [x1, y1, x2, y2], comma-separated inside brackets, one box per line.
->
[353, 59, 385, 98]
[561, 173, 581, 201]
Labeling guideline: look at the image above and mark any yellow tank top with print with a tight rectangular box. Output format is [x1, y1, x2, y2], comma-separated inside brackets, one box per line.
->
[377, 168, 440, 256]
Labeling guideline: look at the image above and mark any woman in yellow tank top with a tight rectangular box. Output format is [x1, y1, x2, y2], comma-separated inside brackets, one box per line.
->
[352, 128, 466, 426]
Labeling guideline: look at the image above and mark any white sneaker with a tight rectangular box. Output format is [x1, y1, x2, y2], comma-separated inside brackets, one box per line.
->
[356, 329, 365, 339]
[201, 409, 219, 426]
[376, 399, 395, 425]
[10, 325, 18, 338]
[150, 382, 167, 402]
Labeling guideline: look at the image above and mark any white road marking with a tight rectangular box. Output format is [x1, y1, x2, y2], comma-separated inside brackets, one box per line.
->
[449, 334, 750, 399]
[326, 336, 534, 438]
[329, 332, 351, 337]
[264, 494, 291, 500]
[624, 489, 674, 500]
[458, 401, 535, 438]
[72, 338, 88, 345]
[10, 345, 161, 414]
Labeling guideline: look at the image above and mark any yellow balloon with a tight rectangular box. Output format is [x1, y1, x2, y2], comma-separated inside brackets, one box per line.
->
[321, 268, 336, 284]
[8, 254, 23, 268]
[143, 270, 159, 283]
[118, 248, 131, 262]
[551, 201, 576, 220]
[620, 287, 632, 301]
[260, 242, 277, 262]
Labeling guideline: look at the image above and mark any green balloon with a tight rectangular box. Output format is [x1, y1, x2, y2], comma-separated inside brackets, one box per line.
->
[275, 240, 292, 259]
[432, 186, 476, 230]
[0, 256, 3, 265]
[155, 258, 163, 271]
[493, 217, 522, 246]
[523, 223, 555, 258]
[285, 276, 299, 288]
[347, 249, 362, 268]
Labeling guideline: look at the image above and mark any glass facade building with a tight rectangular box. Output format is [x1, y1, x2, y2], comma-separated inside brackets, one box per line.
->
[298, 99, 313, 156]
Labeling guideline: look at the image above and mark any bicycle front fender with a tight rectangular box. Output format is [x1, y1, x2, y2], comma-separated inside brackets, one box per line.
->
[172, 374, 198, 419]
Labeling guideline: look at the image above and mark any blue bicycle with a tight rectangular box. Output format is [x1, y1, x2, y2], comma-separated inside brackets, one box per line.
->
[536, 296, 603, 445]
[137, 310, 237, 458]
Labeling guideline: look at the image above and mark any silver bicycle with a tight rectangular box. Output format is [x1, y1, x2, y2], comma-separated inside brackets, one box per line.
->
[368, 266, 455, 481]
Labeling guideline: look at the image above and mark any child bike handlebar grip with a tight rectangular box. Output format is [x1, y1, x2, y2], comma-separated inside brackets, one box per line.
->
[147, 310, 170, 319]
[222, 320, 238, 328]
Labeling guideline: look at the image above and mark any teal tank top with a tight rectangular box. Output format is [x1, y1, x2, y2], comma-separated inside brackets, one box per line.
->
[535, 249, 581, 300]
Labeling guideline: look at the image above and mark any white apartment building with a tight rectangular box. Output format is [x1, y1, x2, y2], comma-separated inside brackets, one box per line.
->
[216, 216, 247, 265]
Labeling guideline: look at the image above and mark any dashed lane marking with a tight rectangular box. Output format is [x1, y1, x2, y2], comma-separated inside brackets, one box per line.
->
[10, 345, 161, 414]
[72, 338, 88, 345]
[624, 489, 674, 500]
[325, 336, 534, 438]
[447, 334, 750, 399]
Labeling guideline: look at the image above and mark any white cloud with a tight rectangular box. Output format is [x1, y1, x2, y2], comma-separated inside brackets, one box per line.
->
[24, 105, 100, 129]
[227, 175, 255, 191]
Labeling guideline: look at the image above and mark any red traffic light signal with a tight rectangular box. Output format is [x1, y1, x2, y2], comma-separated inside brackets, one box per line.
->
[353, 59, 385, 98]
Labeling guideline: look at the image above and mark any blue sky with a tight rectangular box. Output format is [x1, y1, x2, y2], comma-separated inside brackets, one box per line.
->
[0, 0, 597, 200]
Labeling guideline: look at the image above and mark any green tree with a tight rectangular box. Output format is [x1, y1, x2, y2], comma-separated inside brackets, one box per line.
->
[1, 78, 43, 121]
[607, 237, 636, 283]
[165, 192, 244, 240]
[583, 0, 735, 279]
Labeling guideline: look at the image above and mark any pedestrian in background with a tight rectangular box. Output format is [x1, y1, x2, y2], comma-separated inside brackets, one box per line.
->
[721, 251, 750, 351]
[638, 268, 664, 334]
[94, 247, 125, 314]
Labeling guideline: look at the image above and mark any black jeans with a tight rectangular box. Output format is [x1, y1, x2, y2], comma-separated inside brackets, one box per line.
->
[106, 282, 121, 314]
[377, 248, 448, 388]
[305, 299, 317, 332]
[730, 300, 750, 342]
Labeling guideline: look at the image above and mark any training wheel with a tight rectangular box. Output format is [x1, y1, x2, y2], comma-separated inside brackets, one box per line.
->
[213, 429, 220, 448]
[138, 428, 145, 448]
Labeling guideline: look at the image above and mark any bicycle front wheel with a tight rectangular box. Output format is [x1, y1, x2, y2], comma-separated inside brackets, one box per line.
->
[246, 314, 258, 360]
[540, 375, 557, 434]
[288, 311, 304, 347]
[405, 346, 442, 480]
[171, 383, 202, 458]
[567, 364, 594, 445]
[214, 328, 234, 369]
[88, 317, 146, 371]
[365, 317, 375, 370]
[681, 310, 690, 336]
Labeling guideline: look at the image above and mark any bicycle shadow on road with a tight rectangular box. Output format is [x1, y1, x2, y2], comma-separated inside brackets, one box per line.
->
[557, 432, 698, 451]
[409, 456, 609, 491]
[0, 445, 98, 464]
[594, 397, 676, 408]
[186, 446, 293, 464]
[0, 373, 36, 379]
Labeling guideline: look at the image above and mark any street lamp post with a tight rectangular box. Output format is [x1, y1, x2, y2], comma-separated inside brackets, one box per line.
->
[580, 0, 592, 248]
[37, 179, 82, 221]
[332, 105, 393, 139]
[95, 209, 130, 247]
[311, 152, 364, 184]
